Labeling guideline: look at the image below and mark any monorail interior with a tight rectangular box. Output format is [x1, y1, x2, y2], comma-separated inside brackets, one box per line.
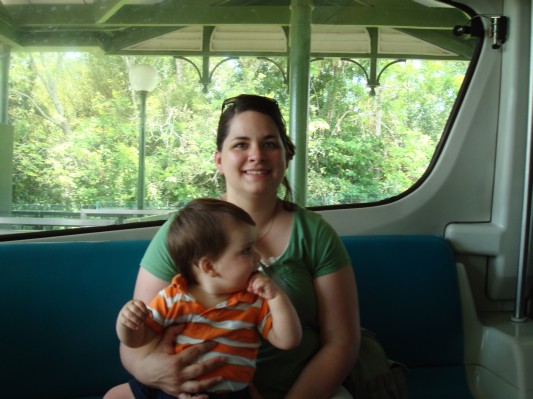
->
[1, 0, 533, 398]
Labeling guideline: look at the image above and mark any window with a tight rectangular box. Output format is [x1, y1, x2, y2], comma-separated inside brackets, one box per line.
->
[306, 57, 469, 206]
[0, 1, 477, 233]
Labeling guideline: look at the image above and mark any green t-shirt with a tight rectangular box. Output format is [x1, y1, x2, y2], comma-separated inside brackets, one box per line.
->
[141, 204, 351, 398]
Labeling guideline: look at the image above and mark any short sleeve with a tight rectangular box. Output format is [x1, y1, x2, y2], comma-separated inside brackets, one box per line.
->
[145, 289, 169, 334]
[141, 216, 177, 282]
[292, 205, 351, 278]
[312, 215, 351, 277]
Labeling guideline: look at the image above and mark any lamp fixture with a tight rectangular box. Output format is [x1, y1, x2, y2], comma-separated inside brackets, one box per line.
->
[129, 63, 158, 210]
[129, 64, 159, 92]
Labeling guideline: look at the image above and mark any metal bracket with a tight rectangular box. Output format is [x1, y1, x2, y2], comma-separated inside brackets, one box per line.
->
[453, 15, 508, 50]
[490, 16, 508, 49]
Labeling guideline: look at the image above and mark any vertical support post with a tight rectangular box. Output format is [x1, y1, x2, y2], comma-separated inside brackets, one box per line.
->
[0, 45, 13, 217]
[514, 113, 532, 322]
[137, 90, 147, 210]
[0, 44, 9, 124]
[202, 56, 210, 93]
[202, 27, 213, 93]
[368, 28, 378, 95]
[513, 0, 533, 322]
[288, 0, 313, 206]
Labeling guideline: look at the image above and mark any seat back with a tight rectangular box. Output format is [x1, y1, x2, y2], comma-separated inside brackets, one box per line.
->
[1, 240, 150, 398]
[341, 235, 465, 367]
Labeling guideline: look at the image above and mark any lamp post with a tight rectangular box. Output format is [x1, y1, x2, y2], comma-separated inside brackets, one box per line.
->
[129, 64, 158, 210]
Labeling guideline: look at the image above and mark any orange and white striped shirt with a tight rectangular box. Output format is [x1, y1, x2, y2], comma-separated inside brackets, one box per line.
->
[146, 274, 273, 393]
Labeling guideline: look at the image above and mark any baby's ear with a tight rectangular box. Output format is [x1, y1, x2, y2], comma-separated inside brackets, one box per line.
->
[198, 256, 218, 277]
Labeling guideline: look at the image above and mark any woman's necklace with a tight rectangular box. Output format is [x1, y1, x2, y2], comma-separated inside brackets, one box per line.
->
[257, 201, 279, 243]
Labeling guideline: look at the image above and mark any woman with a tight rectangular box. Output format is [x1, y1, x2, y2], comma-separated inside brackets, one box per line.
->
[120, 94, 360, 398]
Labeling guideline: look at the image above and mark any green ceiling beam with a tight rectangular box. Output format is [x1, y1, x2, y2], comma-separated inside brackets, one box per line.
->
[15, 31, 106, 53]
[313, 7, 467, 28]
[0, 1, 472, 56]
[96, 4, 290, 26]
[107, 50, 467, 61]
[94, 0, 129, 24]
[6, 27, 473, 60]
[5, 4, 96, 26]
[102, 26, 181, 53]
[100, 5, 467, 28]
[0, 25, 20, 49]
[1, 4, 288, 26]
[0, 4, 21, 48]
[397, 28, 476, 59]
[2, 4, 467, 29]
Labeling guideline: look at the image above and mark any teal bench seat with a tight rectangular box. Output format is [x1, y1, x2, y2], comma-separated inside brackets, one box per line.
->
[0, 235, 473, 398]
[1, 240, 149, 399]
[342, 235, 473, 399]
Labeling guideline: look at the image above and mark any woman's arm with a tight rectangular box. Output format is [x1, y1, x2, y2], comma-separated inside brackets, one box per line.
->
[285, 266, 360, 399]
[119, 267, 226, 397]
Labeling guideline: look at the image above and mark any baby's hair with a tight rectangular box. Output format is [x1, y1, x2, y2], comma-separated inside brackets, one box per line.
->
[167, 198, 255, 284]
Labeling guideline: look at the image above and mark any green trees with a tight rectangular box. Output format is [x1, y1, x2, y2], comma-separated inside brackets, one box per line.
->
[10, 53, 137, 209]
[8, 53, 467, 211]
[306, 58, 467, 205]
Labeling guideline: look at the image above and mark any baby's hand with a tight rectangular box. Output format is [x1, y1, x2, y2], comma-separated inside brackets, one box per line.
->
[118, 299, 152, 331]
[247, 273, 279, 300]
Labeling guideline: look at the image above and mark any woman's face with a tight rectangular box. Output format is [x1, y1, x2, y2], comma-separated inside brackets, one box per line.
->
[215, 110, 288, 198]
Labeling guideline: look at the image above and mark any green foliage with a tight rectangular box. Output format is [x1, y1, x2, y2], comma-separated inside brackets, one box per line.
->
[8, 53, 468, 212]
[305, 58, 467, 205]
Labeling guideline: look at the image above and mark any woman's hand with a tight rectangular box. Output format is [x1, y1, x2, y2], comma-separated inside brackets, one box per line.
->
[122, 324, 227, 397]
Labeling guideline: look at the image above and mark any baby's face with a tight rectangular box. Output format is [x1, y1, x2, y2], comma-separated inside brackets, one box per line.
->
[211, 219, 259, 293]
